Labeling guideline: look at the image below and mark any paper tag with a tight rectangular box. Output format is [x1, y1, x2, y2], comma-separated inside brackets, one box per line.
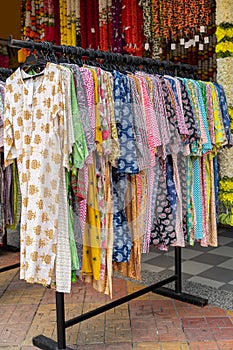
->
[180, 38, 185, 45]
[200, 26, 205, 33]
[185, 41, 190, 49]
[171, 43, 176, 50]
[91, 28, 95, 33]
[189, 39, 194, 46]
[204, 36, 209, 44]
[195, 35, 200, 42]
[145, 42, 150, 50]
[159, 47, 163, 54]
[199, 43, 204, 51]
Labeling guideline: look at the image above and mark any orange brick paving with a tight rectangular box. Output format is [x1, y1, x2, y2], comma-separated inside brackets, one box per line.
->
[0, 261, 233, 349]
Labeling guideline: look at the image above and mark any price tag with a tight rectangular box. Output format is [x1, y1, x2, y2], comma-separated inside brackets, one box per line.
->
[145, 42, 150, 50]
[200, 26, 205, 33]
[91, 28, 95, 33]
[185, 41, 190, 49]
[171, 43, 176, 50]
[180, 38, 185, 45]
[199, 43, 204, 51]
[195, 35, 200, 42]
[204, 36, 209, 44]
[189, 39, 194, 46]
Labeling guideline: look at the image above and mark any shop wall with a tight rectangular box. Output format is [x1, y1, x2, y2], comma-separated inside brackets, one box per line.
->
[0, 1, 21, 40]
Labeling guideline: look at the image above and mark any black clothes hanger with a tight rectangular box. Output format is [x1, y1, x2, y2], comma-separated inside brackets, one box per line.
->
[0, 68, 13, 82]
[20, 41, 48, 79]
[58, 46, 70, 63]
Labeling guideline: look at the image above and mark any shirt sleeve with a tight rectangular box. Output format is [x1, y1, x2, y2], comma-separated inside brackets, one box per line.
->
[4, 81, 17, 167]
[58, 66, 75, 170]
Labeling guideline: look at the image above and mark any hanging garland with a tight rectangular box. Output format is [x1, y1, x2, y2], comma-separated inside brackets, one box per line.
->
[139, 0, 215, 80]
[21, 0, 59, 43]
[216, 0, 233, 226]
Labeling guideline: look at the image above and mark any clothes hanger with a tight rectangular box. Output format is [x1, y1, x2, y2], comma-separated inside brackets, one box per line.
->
[58, 46, 70, 64]
[20, 41, 48, 79]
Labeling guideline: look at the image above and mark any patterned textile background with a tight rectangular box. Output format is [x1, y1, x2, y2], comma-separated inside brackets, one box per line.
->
[20, 0, 216, 81]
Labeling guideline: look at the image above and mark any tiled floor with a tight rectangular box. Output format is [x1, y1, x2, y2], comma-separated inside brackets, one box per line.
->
[142, 226, 233, 292]
[1, 226, 233, 349]
[1, 268, 233, 349]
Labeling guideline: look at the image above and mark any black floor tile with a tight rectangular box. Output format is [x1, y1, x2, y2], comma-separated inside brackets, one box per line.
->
[199, 267, 233, 283]
[218, 227, 233, 237]
[191, 253, 229, 266]
[143, 255, 177, 269]
[180, 272, 193, 281]
[219, 284, 233, 292]
[185, 244, 215, 252]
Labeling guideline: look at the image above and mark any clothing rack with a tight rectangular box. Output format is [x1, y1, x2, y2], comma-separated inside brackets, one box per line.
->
[7, 36, 207, 350]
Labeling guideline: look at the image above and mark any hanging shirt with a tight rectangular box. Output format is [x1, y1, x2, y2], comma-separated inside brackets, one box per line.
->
[4, 63, 74, 292]
[113, 70, 139, 174]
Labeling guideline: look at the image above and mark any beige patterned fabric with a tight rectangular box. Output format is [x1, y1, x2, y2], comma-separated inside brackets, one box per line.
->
[4, 63, 74, 292]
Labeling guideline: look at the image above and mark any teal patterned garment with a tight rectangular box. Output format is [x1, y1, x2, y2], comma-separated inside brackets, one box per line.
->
[186, 80, 212, 241]
[186, 156, 194, 244]
[195, 81, 212, 155]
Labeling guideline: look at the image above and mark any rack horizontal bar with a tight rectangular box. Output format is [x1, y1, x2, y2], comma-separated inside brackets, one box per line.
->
[65, 275, 176, 327]
[8, 35, 198, 74]
[0, 263, 20, 273]
[154, 286, 208, 306]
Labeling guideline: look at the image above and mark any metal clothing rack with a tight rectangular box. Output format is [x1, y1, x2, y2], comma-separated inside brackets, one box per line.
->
[8, 36, 207, 350]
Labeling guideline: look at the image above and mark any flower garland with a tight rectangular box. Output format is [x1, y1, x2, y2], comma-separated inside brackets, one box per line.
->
[139, 0, 215, 80]
[216, 0, 233, 225]
[216, 24, 233, 58]
[59, 0, 67, 44]
[21, 0, 58, 42]
[75, 0, 81, 46]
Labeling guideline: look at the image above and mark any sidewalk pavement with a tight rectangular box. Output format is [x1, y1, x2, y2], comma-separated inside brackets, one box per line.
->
[1, 251, 233, 349]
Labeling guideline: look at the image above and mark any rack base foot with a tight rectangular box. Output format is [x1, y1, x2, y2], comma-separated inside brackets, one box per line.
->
[33, 335, 73, 350]
[154, 287, 208, 306]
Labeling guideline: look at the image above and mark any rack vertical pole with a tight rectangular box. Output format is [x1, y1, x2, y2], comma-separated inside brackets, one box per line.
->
[56, 292, 66, 349]
[175, 247, 182, 293]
